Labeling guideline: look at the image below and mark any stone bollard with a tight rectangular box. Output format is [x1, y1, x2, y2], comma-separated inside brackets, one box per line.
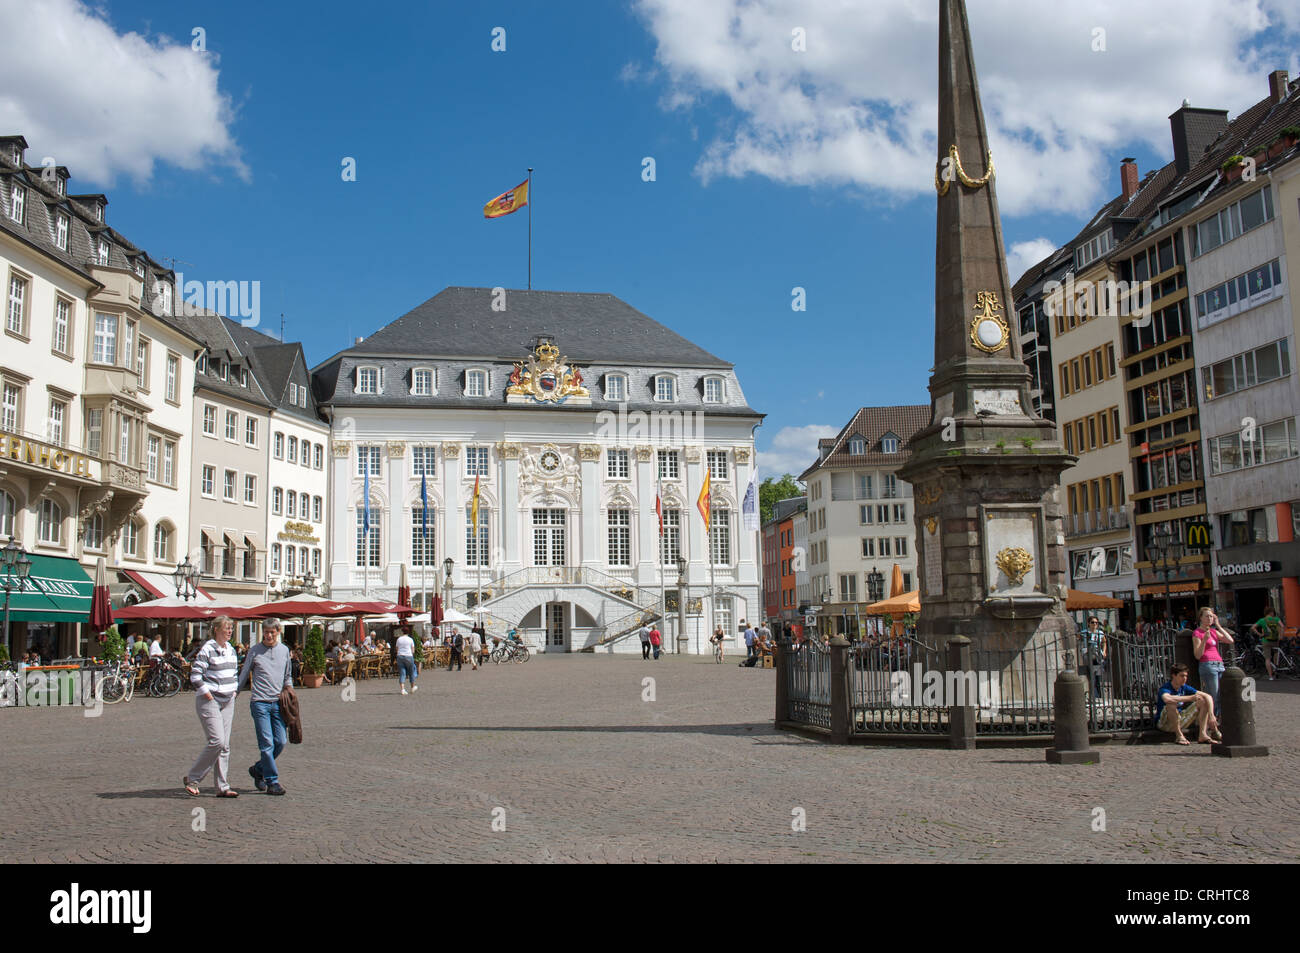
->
[774, 639, 789, 728]
[1046, 667, 1099, 764]
[829, 636, 850, 744]
[947, 635, 975, 750]
[1212, 666, 1269, 758]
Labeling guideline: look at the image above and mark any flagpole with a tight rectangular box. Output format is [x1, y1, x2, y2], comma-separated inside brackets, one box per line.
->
[658, 480, 666, 652]
[708, 499, 716, 647]
[527, 167, 533, 290]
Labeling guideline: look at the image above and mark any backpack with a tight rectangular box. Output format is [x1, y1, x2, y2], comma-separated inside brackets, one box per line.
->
[453, 633, 464, 650]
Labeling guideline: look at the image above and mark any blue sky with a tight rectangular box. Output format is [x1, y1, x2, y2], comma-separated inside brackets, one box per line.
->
[3, 0, 1297, 476]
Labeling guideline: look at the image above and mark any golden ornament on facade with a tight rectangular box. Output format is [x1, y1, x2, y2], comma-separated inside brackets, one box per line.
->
[578, 444, 602, 461]
[970, 290, 1009, 354]
[935, 144, 996, 196]
[995, 547, 1034, 586]
[441, 443, 461, 458]
[505, 340, 590, 403]
[331, 440, 351, 457]
[925, 516, 937, 535]
[634, 445, 654, 462]
[386, 441, 406, 458]
[917, 484, 942, 506]
[734, 447, 751, 464]
[496, 442, 522, 460]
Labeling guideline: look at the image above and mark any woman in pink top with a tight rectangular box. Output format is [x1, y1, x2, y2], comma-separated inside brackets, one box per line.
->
[1193, 607, 1234, 717]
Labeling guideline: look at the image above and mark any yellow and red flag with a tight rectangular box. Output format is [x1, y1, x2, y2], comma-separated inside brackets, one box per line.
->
[483, 179, 529, 218]
[471, 472, 481, 532]
[697, 469, 711, 533]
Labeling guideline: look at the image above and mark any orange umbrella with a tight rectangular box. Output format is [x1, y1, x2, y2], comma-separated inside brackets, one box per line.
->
[889, 564, 905, 598]
[865, 590, 920, 616]
[1065, 589, 1123, 610]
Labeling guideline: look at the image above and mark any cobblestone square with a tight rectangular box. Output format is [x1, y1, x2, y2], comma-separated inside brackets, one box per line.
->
[1, 655, 1296, 863]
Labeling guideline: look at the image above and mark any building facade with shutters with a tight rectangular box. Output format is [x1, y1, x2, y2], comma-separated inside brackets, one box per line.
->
[1, 134, 198, 659]
[799, 406, 927, 638]
[313, 287, 763, 653]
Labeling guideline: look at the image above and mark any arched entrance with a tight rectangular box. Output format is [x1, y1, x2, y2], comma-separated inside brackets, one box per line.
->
[517, 601, 600, 652]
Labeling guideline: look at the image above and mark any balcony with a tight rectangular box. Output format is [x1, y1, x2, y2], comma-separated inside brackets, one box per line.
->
[1065, 507, 1130, 538]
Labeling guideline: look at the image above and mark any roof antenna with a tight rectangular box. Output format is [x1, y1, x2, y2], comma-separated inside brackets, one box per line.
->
[280, 312, 285, 342]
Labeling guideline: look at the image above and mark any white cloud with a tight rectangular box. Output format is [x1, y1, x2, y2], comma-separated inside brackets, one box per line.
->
[1007, 237, 1059, 287]
[630, 0, 1299, 216]
[0, 0, 246, 186]
[757, 423, 839, 478]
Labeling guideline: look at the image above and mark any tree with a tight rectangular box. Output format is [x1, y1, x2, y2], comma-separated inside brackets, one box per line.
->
[759, 474, 804, 525]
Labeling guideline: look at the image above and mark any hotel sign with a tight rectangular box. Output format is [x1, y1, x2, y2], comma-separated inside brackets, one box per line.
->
[278, 520, 319, 544]
[0, 433, 93, 478]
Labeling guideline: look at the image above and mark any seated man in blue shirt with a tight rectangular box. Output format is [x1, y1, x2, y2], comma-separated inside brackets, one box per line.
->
[1155, 662, 1221, 745]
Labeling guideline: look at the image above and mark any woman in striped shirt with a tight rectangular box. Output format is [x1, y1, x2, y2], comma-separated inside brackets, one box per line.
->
[183, 616, 242, 797]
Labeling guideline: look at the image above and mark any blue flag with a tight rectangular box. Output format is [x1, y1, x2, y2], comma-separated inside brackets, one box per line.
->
[742, 466, 759, 531]
[363, 461, 371, 538]
[420, 471, 429, 538]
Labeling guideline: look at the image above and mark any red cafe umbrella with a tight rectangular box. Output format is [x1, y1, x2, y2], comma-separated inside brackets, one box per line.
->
[431, 594, 444, 639]
[89, 556, 113, 632]
[245, 594, 413, 618]
[114, 595, 255, 621]
[397, 564, 412, 619]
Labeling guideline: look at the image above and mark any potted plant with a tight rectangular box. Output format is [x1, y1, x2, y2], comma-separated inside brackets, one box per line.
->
[1221, 155, 1246, 181]
[0, 643, 8, 664]
[301, 625, 326, 688]
[102, 624, 124, 664]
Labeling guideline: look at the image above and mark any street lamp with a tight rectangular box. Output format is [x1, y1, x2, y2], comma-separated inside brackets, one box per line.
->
[867, 568, 884, 602]
[301, 570, 316, 595]
[676, 555, 688, 656]
[441, 557, 454, 638]
[1148, 524, 1184, 627]
[2, 537, 32, 659]
[172, 556, 199, 601]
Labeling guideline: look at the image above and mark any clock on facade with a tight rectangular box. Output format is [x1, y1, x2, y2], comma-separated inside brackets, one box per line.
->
[539, 449, 561, 473]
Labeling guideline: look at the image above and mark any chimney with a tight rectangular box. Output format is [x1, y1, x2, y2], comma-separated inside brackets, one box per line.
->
[1169, 104, 1230, 174]
[1269, 69, 1290, 104]
[354, 336, 364, 345]
[1120, 157, 1139, 201]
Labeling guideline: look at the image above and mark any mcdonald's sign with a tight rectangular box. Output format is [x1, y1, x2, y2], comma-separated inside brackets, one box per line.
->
[1185, 521, 1213, 551]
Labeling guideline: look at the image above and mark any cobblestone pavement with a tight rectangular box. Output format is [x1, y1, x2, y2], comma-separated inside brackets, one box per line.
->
[2, 656, 1296, 863]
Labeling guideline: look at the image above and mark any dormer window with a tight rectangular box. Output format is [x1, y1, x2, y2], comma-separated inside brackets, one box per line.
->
[197, 354, 207, 374]
[299, 385, 308, 408]
[94, 204, 102, 222]
[133, 259, 144, 278]
[55, 176, 64, 196]
[654, 374, 676, 402]
[55, 212, 68, 251]
[289, 383, 298, 405]
[219, 360, 228, 381]
[848, 436, 866, 455]
[239, 367, 248, 387]
[465, 369, 487, 397]
[96, 238, 109, 265]
[412, 368, 434, 396]
[703, 376, 725, 403]
[152, 280, 172, 317]
[881, 432, 899, 453]
[604, 373, 627, 402]
[10, 146, 19, 165]
[8, 184, 24, 224]
[357, 366, 380, 395]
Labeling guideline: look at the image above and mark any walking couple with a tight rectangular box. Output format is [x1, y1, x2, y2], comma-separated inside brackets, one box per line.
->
[183, 616, 300, 798]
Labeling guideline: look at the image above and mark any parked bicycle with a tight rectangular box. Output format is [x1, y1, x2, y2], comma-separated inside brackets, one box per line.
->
[97, 659, 136, 704]
[1235, 636, 1300, 679]
[490, 638, 530, 664]
[143, 654, 184, 697]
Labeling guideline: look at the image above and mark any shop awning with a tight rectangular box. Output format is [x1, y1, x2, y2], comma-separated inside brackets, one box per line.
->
[3, 554, 94, 622]
[121, 568, 214, 601]
[1138, 581, 1202, 596]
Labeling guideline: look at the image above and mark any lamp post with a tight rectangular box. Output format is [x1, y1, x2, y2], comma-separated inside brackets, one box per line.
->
[1148, 524, 1183, 626]
[2, 538, 32, 659]
[301, 570, 316, 595]
[676, 555, 688, 656]
[442, 557, 454, 641]
[172, 556, 199, 601]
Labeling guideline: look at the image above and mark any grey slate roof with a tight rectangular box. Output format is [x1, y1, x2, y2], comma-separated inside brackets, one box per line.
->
[799, 405, 930, 480]
[181, 307, 274, 410]
[221, 318, 322, 425]
[314, 287, 761, 418]
[334, 287, 729, 366]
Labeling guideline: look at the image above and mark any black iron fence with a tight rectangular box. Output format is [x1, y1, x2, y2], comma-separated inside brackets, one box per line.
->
[778, 627, 1183, 743]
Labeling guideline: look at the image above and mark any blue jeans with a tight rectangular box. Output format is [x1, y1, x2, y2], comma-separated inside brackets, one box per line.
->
[396, 655, 417, 685]
[250, 700, 287, 786]
[1199, 660, 1224, 717]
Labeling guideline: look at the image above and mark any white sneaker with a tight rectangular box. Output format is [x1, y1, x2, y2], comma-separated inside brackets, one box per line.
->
[401, 688, 408, 695]
[411, 684, 418, 692]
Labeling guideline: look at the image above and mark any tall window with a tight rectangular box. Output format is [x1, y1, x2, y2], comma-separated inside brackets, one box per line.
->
[660, 509, 681, 564]
[657, 450, 679, 480]
[224, 410, 237, 441]
[153, 524, 170, 562]
[412, 368, 433, 396]
[465, 446, 489, 476]
[357, 367, 378, 394]
[357, 444, 381, 476]
[223, 470, 236, 501]
[313, 444, 323, 469]
[136, 338, 148, 384]
[465, 506, 490, 566]
[272, 487, 283, 515]
[605, 374, 626, 401]
[8, 184, 23, 223]
[244, 474, 256, 504]
[313, 496, 322, 522]
[411, 509, 437, 566]
[55, 212, 68, 250]
[83, 513, 103, 551]
[289, 383, 298, 405]
[245, 417, 257, 446]
[882, 474, 898, 498]
[147, 435, 160, 481]
[121, 519, 139, 558]
[273, 432, 284, 458]
[38, 498, 61, 544]
[465, 369, 487, 397]
[52, 299, 70, 354]
[532, 508, 567, 566]
[654, 375, 676, 402]
[607, 448, 629, 479]
[97, 238, 109, 265]
[163, 441, 175, 485]
[710, 507, 731, 565]
[412, 446, 436, 477]
[84, 407, 101, 456]
[704, 377, 724, 403]
[5, 274, 26, 336]
[0, 490, 13, 539]
[92, 313, 117, 364]
[286, 491, 296, 518]
[47, 400, 65, 446]
[288, 436, 297, 463]
[714, 596, 733, 634]
[166, 355, 178, 402]
[839, 574, 858, 602]
[285, 545, 296, 576]
[1, 383, 18, 432]
[707, 450, 729, 480]
[202, 405, 216, 435]
[271, 543, 281, 574]
[608, 508, 631, 566]
[356, 506, 382, 567]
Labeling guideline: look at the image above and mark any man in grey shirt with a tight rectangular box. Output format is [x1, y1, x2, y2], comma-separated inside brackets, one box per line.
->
[237, 619, 293, 796]
[638, 623, 652, 660]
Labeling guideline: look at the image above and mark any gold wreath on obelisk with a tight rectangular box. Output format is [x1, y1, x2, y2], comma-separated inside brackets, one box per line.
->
[935, 145, 995, 196]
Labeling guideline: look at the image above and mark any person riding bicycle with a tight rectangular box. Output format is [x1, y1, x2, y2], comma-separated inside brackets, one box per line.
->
[709, 624, 725, 662]
[1251, 605, 1285, 680]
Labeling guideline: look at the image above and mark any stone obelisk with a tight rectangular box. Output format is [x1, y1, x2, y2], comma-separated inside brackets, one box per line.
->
[898, 0, 1076, 657]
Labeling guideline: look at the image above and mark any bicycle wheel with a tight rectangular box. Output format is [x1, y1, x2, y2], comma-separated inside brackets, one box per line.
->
[490, 648, 504, 664]
[160, 671, 181, 697]
[101, 674, 125, 704]
[515, 646, 530, 663]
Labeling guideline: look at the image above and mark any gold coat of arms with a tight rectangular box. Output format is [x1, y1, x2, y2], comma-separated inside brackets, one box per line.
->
[995, 547, 1034, 586]
[506, 340, 590, 404]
